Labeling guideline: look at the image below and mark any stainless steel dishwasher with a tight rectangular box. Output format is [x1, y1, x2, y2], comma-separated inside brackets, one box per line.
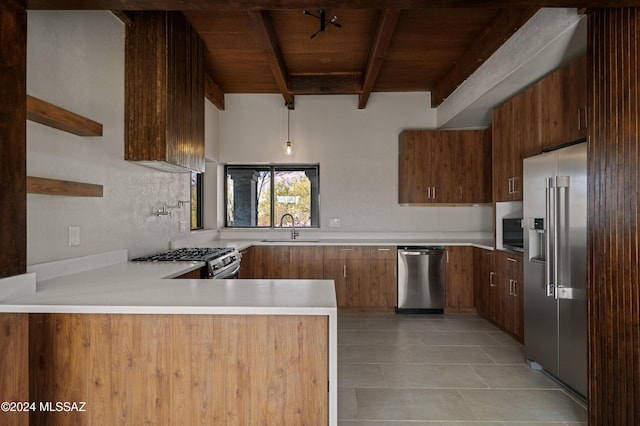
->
[396, 246, 446, 314]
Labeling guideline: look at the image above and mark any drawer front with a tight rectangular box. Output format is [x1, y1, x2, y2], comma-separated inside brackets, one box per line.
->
[370, 246, 397, 260]
[323, 246, 371, 260]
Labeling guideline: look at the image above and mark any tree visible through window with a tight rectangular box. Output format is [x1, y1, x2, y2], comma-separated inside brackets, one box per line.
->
[191, 172, 202, 230]
[225, 165, 319, 228]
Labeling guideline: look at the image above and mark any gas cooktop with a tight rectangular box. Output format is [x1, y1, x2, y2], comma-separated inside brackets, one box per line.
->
[131, 247, 235, 262]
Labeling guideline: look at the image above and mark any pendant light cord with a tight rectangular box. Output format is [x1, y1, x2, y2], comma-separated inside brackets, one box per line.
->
[287, 108, 291, 142]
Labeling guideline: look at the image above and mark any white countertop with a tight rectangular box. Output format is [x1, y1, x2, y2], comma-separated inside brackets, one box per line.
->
[0, 254, 336, 315]
[191, 238, 495, 251]
[1, 237, 494, 315]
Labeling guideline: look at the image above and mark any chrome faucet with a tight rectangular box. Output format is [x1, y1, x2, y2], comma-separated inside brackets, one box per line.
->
[279, 213, 299, 240]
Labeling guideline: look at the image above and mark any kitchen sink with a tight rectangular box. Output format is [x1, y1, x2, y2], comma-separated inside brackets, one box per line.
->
[261, 239, 321, 243]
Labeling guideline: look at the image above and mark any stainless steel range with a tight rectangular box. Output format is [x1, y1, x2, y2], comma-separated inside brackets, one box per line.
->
[131, 247, 242, 279]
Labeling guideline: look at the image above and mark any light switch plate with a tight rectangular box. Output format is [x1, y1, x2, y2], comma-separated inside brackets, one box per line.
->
[68, 226, 80, 246]
[329, 218, 341, 228]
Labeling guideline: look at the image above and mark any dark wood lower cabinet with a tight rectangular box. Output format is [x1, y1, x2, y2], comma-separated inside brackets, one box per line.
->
[323, 246, 396, 310]
[250, 245, 323, 279]
[490, 251, 523, 342]
[173, 267, 207, 279]
[445, 246, 475, 312]
[482, 250, 524, 342]
[237, 247, 253, 278]
[472, 248, 523, 342]
[246, 245, 396, 310]
[370, 247, 397, 308]
[473, 248, 495, 321]
[323, 247, 371, 309]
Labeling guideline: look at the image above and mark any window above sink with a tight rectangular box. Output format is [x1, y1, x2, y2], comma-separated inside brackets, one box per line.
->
[225, 164, 320, 229]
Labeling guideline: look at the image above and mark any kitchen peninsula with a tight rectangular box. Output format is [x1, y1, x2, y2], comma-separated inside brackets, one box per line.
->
[0, 251, 337, 425]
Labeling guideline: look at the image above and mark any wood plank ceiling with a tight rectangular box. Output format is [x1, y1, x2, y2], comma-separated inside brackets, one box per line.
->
[25, 1, 613, 110]
[185, 8, 537, 110]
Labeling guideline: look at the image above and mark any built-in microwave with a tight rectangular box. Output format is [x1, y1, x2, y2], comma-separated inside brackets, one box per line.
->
[502, 217, 524, 252]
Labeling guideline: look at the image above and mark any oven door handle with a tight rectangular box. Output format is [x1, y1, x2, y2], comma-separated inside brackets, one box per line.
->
[211, 261, 241, 279]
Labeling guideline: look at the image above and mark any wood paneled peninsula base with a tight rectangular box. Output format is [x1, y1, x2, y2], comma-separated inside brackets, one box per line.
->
[28, 313, 328, 425]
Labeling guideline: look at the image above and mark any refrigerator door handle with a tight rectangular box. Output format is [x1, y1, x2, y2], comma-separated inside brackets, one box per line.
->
[553, 176, 560, 300]
[545, 177, 555, 297]
[554, 176, 584, 300]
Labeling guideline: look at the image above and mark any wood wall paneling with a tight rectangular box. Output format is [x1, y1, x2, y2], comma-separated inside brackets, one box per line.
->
[588, 8, 640, 425]
[28, 314, 328, 425]
[1, 314, 29, 426]
[0, 0, 27, 279]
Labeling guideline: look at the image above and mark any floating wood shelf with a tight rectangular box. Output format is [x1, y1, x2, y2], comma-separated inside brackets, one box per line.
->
[26, 95, 103, 137]
[27, 176, 103, 197]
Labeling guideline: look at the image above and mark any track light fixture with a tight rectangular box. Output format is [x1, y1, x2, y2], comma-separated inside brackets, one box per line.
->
[303, 9, 341, 39]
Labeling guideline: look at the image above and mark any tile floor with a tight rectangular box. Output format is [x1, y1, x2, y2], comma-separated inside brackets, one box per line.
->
[338, 312, 587, 425]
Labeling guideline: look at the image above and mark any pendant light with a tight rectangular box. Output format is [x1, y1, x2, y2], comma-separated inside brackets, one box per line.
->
[283, 105, 293, 156]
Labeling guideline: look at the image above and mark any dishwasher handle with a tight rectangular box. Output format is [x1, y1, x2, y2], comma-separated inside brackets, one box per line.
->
[399, 249, 444, 256]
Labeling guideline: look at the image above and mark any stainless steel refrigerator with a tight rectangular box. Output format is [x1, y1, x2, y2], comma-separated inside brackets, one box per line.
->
[523, 141, 587, 398]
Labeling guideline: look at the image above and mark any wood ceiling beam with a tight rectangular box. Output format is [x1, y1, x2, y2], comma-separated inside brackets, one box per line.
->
[24, 1, 640, 10]
[289, 73, 362, 95]
[204, 73, 225, 111]
[430, 7, 538, 108]
[247, 10, 294, 109]
[110, 10, 132, 25]
[358, 9, 400, 110]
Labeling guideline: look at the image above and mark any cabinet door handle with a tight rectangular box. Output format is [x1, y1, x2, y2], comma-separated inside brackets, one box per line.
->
[343, 264, 347, 278]
[507, 257, 518, 263]
[489, 271, 495, 287]
[577, 107, 582, 130]
[377, 248, 391, 251]
[427, 187, 431, 199]
[513, 280, 518, 296]
[432, 186, 436, 199]
[513, 177, 519, 194]
[340, 248, 354, 251]
[509, 279, 514, 296]
[508, 177, 513, 194]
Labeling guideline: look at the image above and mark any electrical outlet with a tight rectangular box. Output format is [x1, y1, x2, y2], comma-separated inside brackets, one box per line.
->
[68, 226, 80, 246]
[329, 218, 341, 228]
[179, 220, 187, 232]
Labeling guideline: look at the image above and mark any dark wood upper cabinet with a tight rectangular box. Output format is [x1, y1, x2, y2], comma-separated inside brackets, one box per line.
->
[125, 11, 204, 173]
[399, 129, 491, 204]
[539, 55, 588, 151]
[492, 55, 586, 203]
[492, 84, 540, 202]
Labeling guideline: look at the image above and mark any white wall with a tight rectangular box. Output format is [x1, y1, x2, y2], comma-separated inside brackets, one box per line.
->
[218, 93, 493, 237]
[26, 11, 194, 264]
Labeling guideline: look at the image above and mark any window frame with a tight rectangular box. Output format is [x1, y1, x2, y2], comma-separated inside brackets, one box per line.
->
[224, 164, 320, 229]
[190, 172, 203, 231]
